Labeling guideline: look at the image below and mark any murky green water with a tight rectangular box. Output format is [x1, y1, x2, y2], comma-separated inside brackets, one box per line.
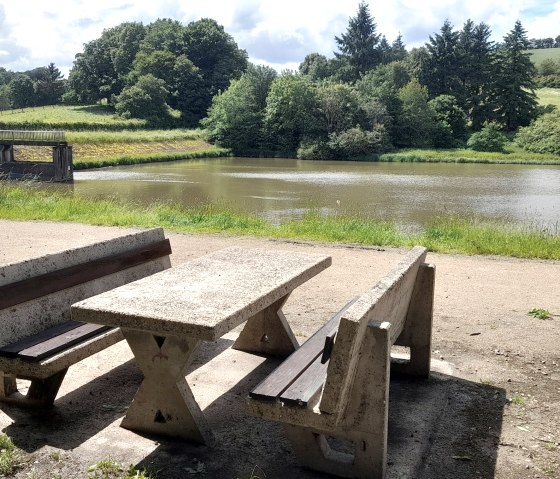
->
[72, 157, 560, 230]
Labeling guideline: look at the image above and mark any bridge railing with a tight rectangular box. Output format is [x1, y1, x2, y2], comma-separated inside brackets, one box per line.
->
[0, 130, 66, 144]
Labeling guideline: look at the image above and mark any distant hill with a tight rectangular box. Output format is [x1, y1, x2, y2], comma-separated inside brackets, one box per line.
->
[526, 48, 560, 67]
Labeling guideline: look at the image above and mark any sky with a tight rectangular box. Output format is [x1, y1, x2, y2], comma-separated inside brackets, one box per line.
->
[0, 0, 559, 77]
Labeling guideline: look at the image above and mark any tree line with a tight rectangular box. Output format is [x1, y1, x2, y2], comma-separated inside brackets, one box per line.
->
[0, 4, 557, 157]
[0, 18, 248, 128]
[205, 3, 545, 158]
[0, 63, 65, 110]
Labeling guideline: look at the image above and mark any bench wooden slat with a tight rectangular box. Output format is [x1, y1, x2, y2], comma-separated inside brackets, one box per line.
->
[278, 355, 330, 407]
[249, 298, 358, 402]
[0, 321, 82, 356]
[0, 238, 171, 310]
[15, 323, 113, 362]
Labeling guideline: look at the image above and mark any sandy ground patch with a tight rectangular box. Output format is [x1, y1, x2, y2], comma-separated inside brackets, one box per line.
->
[0, 220, 558, 478]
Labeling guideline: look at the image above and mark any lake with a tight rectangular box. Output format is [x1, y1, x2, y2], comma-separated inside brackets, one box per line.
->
[73, 158, 560, 231]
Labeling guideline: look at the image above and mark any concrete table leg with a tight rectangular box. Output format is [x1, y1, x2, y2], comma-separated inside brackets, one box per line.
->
[120, 329, 213, 444]
[232, 294, 299, 356]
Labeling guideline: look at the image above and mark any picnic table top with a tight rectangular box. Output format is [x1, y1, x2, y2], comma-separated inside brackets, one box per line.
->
[71, 247, 331, 341]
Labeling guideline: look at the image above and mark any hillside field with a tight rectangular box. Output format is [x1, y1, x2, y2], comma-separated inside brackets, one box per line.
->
[527, 47, 560, 67]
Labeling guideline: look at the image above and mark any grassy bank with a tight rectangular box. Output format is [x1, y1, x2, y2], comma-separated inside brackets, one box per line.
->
[14, 129, 231, 169]
[1, 183, 558, 260]
[378, 147, 560, 164]
[0, 105, 146, 130]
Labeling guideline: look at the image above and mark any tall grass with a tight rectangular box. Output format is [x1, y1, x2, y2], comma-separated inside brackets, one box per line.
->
[73, 148, 231, 169]
[67, 129, 203, 144]
[378, 147, 560, 164]
[1, 183, 558, 260]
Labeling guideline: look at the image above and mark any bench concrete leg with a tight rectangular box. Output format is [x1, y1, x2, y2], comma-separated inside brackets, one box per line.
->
[0, 369, 68, 408]
[283, 426, 386, 479]
[282, 325, 391, 479]
[0, 372, 17, 397]
[120, 329, 213, 445]
[393, 263, 435, 377]
[232, 294, 299, 356]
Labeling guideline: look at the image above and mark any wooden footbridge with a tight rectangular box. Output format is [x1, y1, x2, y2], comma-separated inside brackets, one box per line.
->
[0, 130, 73, 182]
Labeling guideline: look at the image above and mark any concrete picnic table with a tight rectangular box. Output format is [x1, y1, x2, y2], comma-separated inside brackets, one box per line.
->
[71, 246, 331, 444]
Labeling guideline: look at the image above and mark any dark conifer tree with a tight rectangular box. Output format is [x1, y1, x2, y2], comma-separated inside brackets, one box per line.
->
[424, 20, 461, 97]
[492, 20, 538, 130]
[334, 2, 381, 81]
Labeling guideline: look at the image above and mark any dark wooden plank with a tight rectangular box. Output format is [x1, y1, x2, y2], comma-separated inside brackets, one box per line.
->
[17, 323, 114, 361]
[0, 238, 171, 310]
[249, 297, 358, 401]
[279, 355, 329, 407]
[0, 321, 82, 357]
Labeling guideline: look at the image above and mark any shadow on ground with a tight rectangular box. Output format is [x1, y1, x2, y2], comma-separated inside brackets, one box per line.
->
[1, 344, 506, 479]
[1, 338, 233, 453]
[132, 370, 507, 479]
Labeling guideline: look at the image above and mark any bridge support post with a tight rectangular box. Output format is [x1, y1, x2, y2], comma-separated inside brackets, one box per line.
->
[52, 146, 73, 182]
[1, 144, 15, 163]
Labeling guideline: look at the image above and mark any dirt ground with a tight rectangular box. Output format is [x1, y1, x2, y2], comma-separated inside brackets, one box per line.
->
[0, 220, 559, 479]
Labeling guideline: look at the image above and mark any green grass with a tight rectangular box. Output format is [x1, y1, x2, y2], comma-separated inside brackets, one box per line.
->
[536, 87, 560, 108]
[14, 129, 232, 169]
[528, 308, 552, 319]
[1, 183, 559, 260]
[88, 460, 153, 479]
[66, 129, 203, 144]
[527, 47, 560, 68]
[0, 434, 26, 475]
[0, 105, 146, 130]
[378, 146, 560, 164]
[509, 393, 526, 406]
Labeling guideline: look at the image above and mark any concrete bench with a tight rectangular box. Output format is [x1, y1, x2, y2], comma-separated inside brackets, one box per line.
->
[0, 228, 171, 408]
[248, 246, 435, 479]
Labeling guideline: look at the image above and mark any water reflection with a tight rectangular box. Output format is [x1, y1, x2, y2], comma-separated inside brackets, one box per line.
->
[72, 157, 560, 230]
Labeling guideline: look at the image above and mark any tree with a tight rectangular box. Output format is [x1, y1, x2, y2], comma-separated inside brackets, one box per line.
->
[355, 62, 410, 145]
[390, 34, 408, 62]
[184, 18, 248, 97]
[316, 82, 361, 134]
[203, 64, 277, 153]
[264, 74, 323, 154]
[424, 20, 461, 98]
[111, 22, 146, 78]
[139, 19, 186, 56]
[173, 55, 207, 126]
[396, 79, 437, 147]
[299, 53, 331, 81]
[130, 50, 177, 90]
[429, 94, 468, 147]
[334, 2, 381, 81]
[115, 74, 170, 124]
[8, 74, 35, 108]
[35, 63, 65, 105]
[492, 21, 538, 130]
[67, 34, 118, 104]
[0, 85, 11, 110]
[458, 21, 495, 130]
[378, 36, 392, 64]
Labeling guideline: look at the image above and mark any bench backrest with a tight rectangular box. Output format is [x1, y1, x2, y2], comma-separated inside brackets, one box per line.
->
[0, 228, 171, 347]
[319, 246, 427, 416]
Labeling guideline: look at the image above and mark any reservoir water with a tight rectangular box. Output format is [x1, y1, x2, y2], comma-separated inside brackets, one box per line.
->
[73, 157, 560, 230]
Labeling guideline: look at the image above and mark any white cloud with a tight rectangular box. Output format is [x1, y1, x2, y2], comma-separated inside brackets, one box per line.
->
[0, 0, 558, 76]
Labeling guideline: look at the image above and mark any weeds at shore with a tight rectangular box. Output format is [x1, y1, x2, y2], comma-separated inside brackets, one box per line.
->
[1, 183, 559, 260]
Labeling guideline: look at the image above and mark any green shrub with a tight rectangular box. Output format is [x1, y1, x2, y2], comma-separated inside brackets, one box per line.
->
[297, 126, 389, 160]
[515, 112, 560, 155]
[467, 123, 509, 152]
